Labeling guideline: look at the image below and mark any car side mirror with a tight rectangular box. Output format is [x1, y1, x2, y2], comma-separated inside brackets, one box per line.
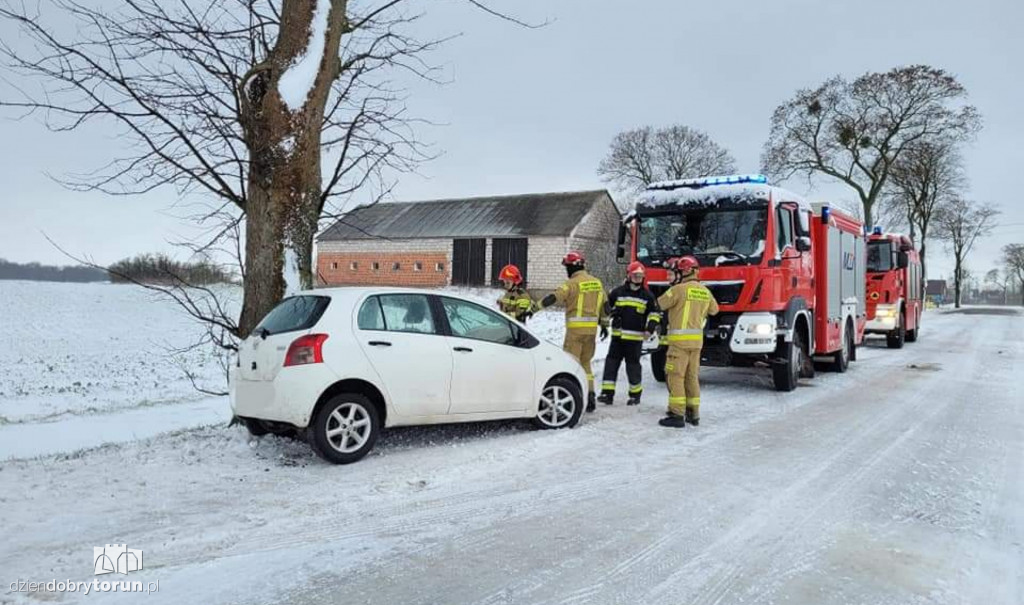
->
[795, 236, 811, 253]
[616, 223, 627, 261]
[897, 251, 909, 269]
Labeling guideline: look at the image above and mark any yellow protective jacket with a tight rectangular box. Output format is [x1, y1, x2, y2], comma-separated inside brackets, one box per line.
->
[656, 276, 719, 351]
[497, 286, 533, 322]
[540, 270, 608, 334]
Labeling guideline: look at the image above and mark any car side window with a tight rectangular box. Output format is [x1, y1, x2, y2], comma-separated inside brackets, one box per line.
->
[378, 294, 437, 335]
[441, 297, 516, 346]
[357, 296, 386, 331]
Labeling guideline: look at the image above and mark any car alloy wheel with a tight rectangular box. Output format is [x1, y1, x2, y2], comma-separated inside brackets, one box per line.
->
[537, 384, 577, 428]
[324, 401, 372, 454]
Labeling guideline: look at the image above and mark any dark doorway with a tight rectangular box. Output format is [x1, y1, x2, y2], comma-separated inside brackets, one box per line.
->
[491, 238, 529, 286]
[452, 238, 486, 285]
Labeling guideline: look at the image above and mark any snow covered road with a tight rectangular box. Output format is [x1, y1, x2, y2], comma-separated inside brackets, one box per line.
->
[2, 308, 1022, 604]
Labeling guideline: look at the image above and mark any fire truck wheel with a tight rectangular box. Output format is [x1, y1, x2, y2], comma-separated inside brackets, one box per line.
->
[772, 340, 800, 392]
[651, 346, 668, 382]
[887, 311, 906, 349]
[905, 311, 919, 342]
[831, 320, 852, 373]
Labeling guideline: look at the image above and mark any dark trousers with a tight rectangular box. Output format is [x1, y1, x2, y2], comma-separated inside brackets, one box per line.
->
[600, 338, 643, 398]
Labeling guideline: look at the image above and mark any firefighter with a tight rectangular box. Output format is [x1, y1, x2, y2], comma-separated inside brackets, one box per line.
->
[656, 256, 718, 427]
[598, 262, 660, 406]
[496, 264, 533, 323]
[535, 251, 608, 412]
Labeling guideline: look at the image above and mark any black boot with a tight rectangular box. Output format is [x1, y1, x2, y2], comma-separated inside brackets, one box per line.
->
[685, 408, 700, 426]
[586, 392, 596, 413]
[597, 392, 614, 406]
[658, 413, 687, 428]
[626, 395, 641, 406]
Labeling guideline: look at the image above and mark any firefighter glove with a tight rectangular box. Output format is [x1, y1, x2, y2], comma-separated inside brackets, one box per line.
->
[600, 325, 609, 341]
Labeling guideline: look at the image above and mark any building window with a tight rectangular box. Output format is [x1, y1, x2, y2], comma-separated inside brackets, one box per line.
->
[392, 262, 401, 271]
[331, 262, 338, 270]
[413, 261, 423, 272]
[350, 261, 358, 271]
[435, 262, 445, 272]
[372, 262, 380, 271]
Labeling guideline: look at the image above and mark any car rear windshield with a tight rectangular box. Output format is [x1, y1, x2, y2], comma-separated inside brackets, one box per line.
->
[255, 296, 331, 336]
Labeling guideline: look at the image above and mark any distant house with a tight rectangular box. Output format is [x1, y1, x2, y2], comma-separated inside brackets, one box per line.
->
[926, 279, 949, 304]
[316, 190, 621, 291]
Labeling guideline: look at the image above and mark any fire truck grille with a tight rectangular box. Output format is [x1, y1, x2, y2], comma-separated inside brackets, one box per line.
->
[707, 282, 745, 305]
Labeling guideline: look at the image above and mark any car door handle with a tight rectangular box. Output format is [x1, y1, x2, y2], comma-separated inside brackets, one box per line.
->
[453, 346, 473, 353]
[368, 340, 392, 347]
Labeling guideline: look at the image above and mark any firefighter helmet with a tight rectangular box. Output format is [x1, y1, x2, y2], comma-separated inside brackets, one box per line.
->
[675, 255, 699, 275]
[626, 261, 646, 277]
[499, 264, 523, 285]
[561, 251, 585, 268]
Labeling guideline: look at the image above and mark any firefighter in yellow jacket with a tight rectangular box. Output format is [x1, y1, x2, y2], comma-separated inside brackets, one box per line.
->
[656, 256, 719, 427]
[496, 264, 533, 323]
[535, 251, 608, 412]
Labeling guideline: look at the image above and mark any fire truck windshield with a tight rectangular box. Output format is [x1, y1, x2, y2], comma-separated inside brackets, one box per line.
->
[635, 202, 768, 266]
[866, 240, 894, 272]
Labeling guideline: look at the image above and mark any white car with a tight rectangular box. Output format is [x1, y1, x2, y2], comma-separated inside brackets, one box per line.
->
[230, 287, 588, 464]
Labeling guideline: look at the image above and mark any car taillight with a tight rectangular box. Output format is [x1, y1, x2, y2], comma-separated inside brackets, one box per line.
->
[284, 334, 329, 367]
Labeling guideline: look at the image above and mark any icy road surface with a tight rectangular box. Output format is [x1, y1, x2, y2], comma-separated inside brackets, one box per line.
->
[1, 302, 1021, 604]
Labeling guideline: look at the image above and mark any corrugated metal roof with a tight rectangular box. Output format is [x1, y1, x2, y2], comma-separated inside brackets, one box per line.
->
[318, 190, 615, 241]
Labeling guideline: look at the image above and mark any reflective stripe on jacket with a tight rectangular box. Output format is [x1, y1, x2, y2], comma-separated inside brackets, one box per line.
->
[497, 287, 533, 321]
[606, 282, 660, 341]
[547, 270, 607, 333]
[656, 277, 719, 351]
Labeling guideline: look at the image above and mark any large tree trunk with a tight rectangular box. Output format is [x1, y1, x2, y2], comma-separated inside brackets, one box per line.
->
[237, 0, 347, 337]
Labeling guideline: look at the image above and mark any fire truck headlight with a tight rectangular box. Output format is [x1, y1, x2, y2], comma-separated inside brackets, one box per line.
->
[751, 323, 774, 335]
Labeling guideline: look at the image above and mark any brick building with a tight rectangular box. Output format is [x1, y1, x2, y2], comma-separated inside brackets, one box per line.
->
[316, 190, 621, 291]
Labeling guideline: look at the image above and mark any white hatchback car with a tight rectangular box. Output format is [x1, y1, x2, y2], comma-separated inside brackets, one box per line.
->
[230, 288, 588, 464]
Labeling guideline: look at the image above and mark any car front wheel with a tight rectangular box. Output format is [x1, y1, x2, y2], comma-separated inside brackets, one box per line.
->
[310, 394, 380, 464]
[533, 377, 584, 430]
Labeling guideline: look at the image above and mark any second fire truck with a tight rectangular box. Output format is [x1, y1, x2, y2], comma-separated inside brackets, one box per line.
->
[617, 174, 867, 391]
[864, 228, 923, 348]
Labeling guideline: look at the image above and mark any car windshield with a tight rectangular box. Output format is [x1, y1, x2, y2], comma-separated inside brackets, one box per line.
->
[636, 201, 768, 266]
[867, 241, 893, 272]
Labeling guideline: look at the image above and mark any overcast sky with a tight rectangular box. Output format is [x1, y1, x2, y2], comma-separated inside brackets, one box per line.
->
[1, 0, 1021, 281]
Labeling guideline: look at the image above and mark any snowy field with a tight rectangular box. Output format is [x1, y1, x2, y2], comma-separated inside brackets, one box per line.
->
[1, 281, 1022, 604]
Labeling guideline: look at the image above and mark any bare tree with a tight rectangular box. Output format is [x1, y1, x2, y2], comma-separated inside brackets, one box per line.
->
[881, 139, 966, 293]
[762, 65, 980, 227]
[1, 0, 532, 347]
[1003, 244, 1024, 306]
[598, 124, 736, 198]
[934, 198, 999, 308]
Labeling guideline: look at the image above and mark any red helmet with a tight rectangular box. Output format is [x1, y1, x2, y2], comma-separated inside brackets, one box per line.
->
[626, 261, 646, 277]
[675, 255, 699, 275]
[561, 251, 585, 267]
[499, 264, 523, 285]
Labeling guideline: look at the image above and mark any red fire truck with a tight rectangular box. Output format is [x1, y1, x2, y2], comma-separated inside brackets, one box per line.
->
[864, 229, 923, 348]
[617, 174, 867, 391]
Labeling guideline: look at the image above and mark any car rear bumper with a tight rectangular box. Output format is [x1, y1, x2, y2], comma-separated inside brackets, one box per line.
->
[229, 366, 335, 428]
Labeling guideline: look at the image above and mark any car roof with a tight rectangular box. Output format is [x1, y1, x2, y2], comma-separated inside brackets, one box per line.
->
[297, 286, 483, 303]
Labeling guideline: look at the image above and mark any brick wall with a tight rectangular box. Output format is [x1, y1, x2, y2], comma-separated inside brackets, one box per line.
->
[526, 236, 569, 291]
[316, 238, 451, 287]
[570, 192, 623, 287]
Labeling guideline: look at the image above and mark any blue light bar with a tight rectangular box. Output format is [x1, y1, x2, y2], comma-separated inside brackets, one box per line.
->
[872, 226, 883, 235]
[647, 173, 769, 190]
[821, 205, 831, 224]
